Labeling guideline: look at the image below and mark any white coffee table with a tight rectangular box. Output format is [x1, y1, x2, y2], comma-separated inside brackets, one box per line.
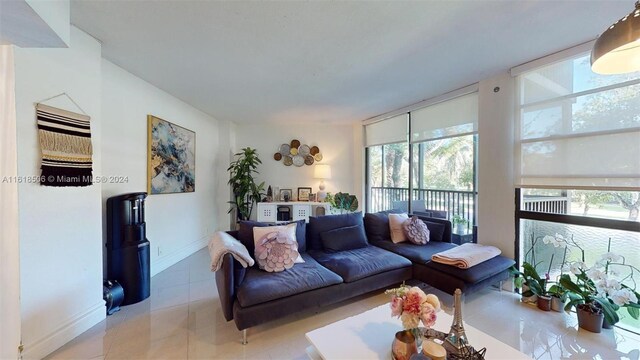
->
[305, 304, 531, 360]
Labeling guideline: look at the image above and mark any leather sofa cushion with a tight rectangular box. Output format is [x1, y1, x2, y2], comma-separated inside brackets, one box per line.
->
[307, 212, 363, 250]
[372, 240, 457, 265]
[309, 245, 411, 283]
[424, 255, 515, 284]
[236, 253, 343, 307]
[321, 224, 368, 252]
[237, 219, 306, 253]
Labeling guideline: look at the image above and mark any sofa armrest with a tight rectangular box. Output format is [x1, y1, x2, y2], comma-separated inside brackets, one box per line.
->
[215, 253, 247, 321]
[414, 215, 452, 243]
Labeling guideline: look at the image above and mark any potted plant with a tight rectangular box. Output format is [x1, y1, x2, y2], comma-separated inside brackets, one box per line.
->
[560, 238, 640, 332]
[326, 192, 358, 214]
[547, 283, 566, 312]
[452, 214, 467, 233]
[511, 262, 550, 309]
[227, 148, 265, 223]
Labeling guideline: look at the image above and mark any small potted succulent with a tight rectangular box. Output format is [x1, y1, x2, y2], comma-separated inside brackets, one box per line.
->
[452, 214, 468, 233]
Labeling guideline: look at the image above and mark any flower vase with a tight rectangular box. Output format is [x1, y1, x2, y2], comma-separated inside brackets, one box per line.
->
[550, 296, 563, 312]
[392, 330, 418, 360]
[576, 306, 603, 333]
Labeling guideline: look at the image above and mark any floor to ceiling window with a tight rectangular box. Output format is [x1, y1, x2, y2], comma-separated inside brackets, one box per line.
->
[514, 50, 640, 333]
[365, 90, 478, 232]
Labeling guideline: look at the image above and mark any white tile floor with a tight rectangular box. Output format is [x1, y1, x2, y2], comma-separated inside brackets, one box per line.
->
[46, 248, 640, 360]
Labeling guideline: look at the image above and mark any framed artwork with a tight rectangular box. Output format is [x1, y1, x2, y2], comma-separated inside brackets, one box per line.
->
[297, 187, 312, 201]
[308, 193, 317, 202]
[280, 189, 292, 201]
[147, 115, 196, 194]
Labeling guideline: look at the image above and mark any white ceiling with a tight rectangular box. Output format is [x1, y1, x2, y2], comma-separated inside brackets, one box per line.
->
[71, 1, 631, 125]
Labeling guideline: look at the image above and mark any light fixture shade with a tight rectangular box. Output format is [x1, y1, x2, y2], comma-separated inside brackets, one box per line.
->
[591, 1, 640, 75]
[314, 164, 332, 179]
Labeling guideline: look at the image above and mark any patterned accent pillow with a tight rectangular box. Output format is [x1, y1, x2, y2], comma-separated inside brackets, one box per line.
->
[253, 223, 301, 272]
[403, 216, 430, 245]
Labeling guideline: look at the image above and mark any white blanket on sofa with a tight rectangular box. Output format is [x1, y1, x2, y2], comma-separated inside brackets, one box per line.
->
[208, 231, 255, 271]
[431, 243, 501, 269]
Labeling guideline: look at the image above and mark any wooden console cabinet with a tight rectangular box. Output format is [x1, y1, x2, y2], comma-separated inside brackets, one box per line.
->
[257, 202, 331, 223]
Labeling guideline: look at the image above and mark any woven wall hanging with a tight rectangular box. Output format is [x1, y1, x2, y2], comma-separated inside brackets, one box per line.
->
[36, 102, 93, 187]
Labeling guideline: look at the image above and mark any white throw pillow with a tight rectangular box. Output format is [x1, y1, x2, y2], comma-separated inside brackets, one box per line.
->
[388, 213, 409, 243]
[253, 223, 304, 272]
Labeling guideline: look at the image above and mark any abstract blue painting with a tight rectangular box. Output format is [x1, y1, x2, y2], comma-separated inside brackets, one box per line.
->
[147, 115, 195, 194]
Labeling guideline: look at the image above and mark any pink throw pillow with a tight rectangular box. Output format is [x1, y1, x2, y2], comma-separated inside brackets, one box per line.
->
[403, 216, 430, 245]
[253, 223, 301, 272]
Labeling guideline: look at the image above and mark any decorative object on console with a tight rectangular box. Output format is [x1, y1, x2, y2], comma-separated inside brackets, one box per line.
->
[297, 187, 312, 201]
[36, 102, 93, 187]
[314, 164, 332, 201]
[274, 139, 322, 167]
[147, 115, 195, 194]
[591, 1, 640, 74]
[280, 189, 292, 202]
[325, 192, 358, 214]
[266, 185, 273, 202]
[227, 147, 265, 221]
[308, 193, 317, 202]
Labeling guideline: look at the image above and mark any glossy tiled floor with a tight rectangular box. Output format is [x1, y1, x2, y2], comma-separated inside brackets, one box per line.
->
[46, 248, 640, 360]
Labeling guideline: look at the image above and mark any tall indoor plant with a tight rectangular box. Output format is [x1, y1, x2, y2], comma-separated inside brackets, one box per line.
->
[227, 148, 265, 222]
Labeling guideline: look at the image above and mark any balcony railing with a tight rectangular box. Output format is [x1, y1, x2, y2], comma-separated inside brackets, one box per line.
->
[369, 187, 477, 230]
[521, 196, 569, 214]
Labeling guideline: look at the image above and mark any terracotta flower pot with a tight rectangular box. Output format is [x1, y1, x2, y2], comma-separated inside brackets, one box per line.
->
[550, 296, 564, 312]
[537, 296, 552, 311]
[392, 330, 418, 360]
[577, 306, 604, 333]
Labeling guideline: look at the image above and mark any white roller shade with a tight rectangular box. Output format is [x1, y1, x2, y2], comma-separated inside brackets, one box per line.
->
[364, 113, 408, 147]
[410, 93, 478, 143]
[521, 131, 640, 188]
[515, 52, 640, 190]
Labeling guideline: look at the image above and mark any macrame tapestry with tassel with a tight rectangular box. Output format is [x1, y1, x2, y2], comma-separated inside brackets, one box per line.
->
[36, 103, 93, 187]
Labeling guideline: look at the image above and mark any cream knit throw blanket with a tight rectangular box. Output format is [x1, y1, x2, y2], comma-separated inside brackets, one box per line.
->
[431, 243, 501, 269]
[208, 231, 255, 271]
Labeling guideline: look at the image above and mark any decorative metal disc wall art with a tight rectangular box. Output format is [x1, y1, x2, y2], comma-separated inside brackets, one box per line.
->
[274, 139, 322, 167]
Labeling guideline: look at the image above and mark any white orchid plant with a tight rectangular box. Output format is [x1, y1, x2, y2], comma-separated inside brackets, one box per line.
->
[556, 235, 640, 325]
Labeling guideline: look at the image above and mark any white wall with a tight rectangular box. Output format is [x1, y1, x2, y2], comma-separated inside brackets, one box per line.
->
[235, 122, 361, 215]
[0, 45, 21, 360]
[101, 59, 232, 275]
[477, 73, 516, 258]
[14, 27, 104, 359]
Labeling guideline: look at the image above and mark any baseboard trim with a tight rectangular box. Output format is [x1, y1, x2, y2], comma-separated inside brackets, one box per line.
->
[22, 301, 105, 360]
[151, 236, 208, 277]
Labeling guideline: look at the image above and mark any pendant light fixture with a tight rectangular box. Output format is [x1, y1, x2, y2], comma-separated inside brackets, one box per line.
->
[591, 1, 640, 74]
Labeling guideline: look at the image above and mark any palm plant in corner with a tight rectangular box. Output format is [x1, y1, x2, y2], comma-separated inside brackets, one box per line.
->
[227, 148, 265, 223]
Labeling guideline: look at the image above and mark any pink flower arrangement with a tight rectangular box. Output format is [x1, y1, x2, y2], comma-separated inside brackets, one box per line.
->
[386, 284, 440, 330]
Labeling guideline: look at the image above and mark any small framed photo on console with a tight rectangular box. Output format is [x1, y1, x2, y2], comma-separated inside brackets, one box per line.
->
[280, 189, 292, 202]
[297, 187, 312, 201]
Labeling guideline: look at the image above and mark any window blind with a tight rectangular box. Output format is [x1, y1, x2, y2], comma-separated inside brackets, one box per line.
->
[410, 93, 478, 143]
[515, 53, 640, 190]
[364, 113, 408, 147]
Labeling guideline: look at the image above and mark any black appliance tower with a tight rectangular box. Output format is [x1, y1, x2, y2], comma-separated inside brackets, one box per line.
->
[106, 192, 150, 305]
